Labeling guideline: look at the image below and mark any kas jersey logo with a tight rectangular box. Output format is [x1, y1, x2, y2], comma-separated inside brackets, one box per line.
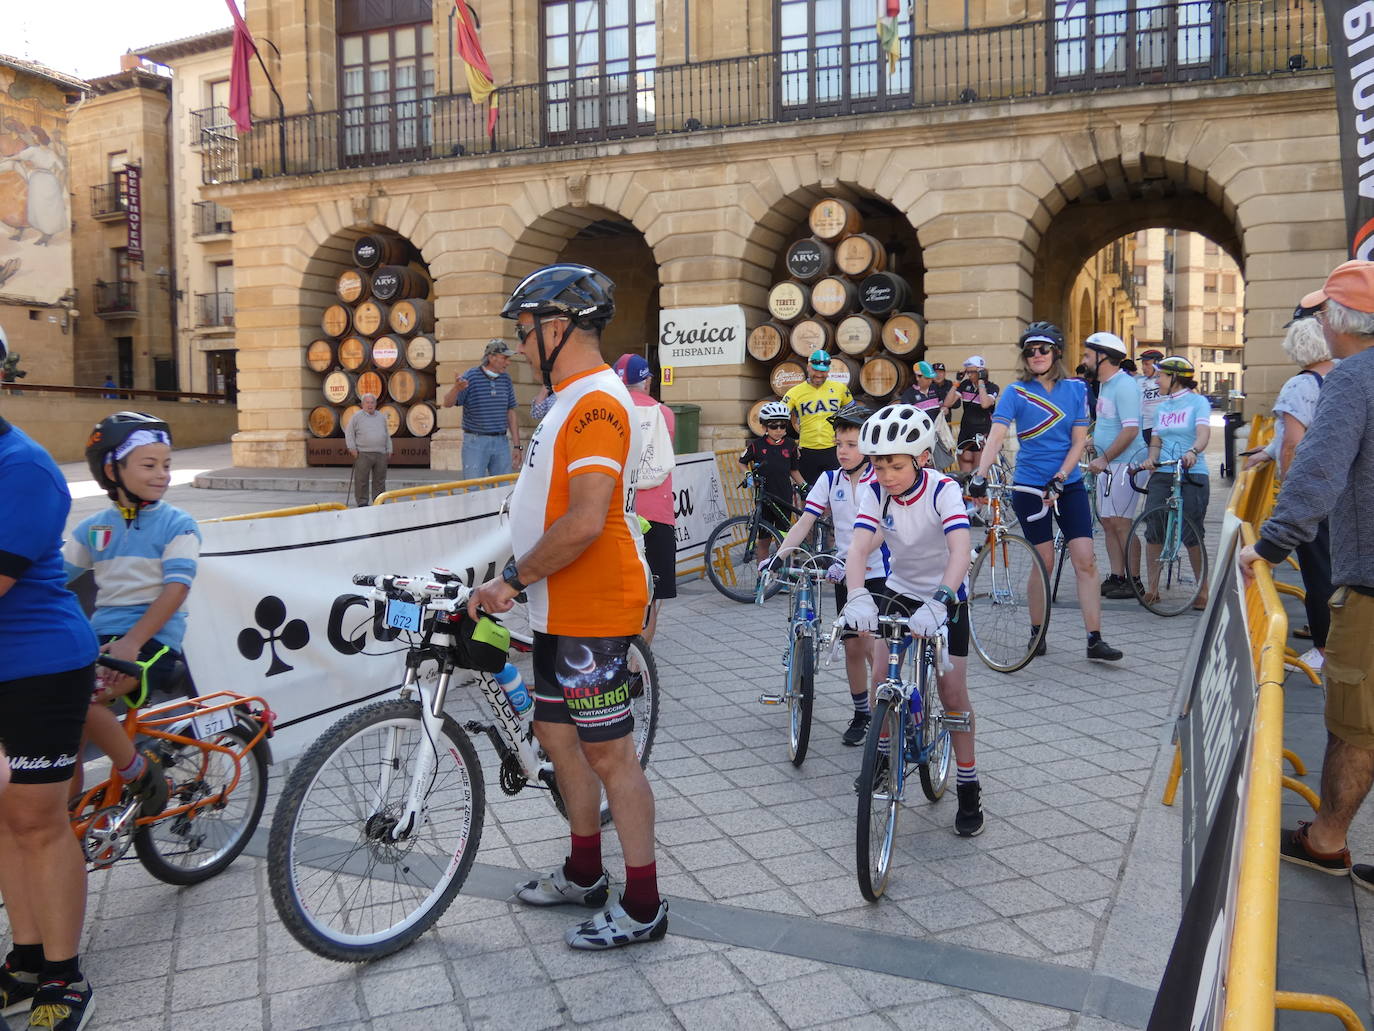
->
[89, 526, 114, 552]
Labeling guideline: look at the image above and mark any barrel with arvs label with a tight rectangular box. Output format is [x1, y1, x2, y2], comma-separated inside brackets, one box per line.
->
[767, 281, 810, 323]
[369, 265, 429, 303]
[785, 238, 834, 282]
[810, 275, 861, 319]
[859, 271, 911, 316]
[881, 312, 926, 356]
[834, 313, 883, 357]
[808, 197, 862, 241]
[789, 317, 834, 358]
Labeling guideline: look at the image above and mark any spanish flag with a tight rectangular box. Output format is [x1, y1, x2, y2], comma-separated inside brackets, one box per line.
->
[454, 2, 498, 135]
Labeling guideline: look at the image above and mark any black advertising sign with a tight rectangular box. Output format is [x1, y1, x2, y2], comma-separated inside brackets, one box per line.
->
[1325, 0, 1374, 259]
[125, 164, 143, 267]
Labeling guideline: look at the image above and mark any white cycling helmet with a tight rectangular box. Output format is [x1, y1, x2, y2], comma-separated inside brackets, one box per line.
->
[1084, 331, 1128, 361]
[963, 355, 986, 370]
[859, 404, 938, 457]
[759, 401, 790, 423]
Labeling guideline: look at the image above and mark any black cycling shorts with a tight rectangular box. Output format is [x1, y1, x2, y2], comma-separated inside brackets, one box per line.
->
[98, 635, 193, 703]
[835, 577, 890, 641]
[890, 594, 970, 658]
[642, 520, 677, 601]
[532, 632, 636, 743]
[0, 665, 94, 784]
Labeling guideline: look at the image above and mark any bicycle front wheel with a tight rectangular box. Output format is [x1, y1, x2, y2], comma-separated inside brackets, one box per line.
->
[915, 643, 952, 802]
[968, 532, 1051, 673]
[856, 696, 901, 902]
[133, 723, 269, 886]
[704, 515, 784, 603]
[1129, 507, 1208, 616]
[267, 699, 485, 962]
[786, 629, 814, 767]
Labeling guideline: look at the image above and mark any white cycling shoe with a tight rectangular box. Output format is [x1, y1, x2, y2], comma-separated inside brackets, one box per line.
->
[514, 866, 609, 908]
[565, 899, 669, 950]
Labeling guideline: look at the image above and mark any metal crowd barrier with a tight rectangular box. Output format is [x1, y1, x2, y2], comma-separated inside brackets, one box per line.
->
[374, 473, 518, 503]
[201, 502, 347, 523]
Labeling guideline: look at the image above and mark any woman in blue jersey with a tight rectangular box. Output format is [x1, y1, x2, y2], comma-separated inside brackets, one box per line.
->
[1139, 355, 1212, 609]
[971, 322, 1124, 662]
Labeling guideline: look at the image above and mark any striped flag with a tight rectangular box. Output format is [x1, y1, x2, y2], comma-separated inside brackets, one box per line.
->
[877, 0, 901, 74]
[454, 2, 499, 135]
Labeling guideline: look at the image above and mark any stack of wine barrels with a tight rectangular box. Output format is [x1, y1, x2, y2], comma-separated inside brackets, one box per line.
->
[308, 232, 440, 443]
[746, 197, 927, 432]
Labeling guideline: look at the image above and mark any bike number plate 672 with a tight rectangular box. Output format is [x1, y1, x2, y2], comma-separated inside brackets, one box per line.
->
[385, 598, 423, 632]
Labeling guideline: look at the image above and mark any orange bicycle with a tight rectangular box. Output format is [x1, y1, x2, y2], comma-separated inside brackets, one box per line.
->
[70, 654, 274, 885]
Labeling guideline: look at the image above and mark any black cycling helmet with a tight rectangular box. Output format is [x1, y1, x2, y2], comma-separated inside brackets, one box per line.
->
[828, 401, 874, 430]
[86, 411, 172, 507]
[501, 263, 616, 388]
[1019, 321, 1064, 350]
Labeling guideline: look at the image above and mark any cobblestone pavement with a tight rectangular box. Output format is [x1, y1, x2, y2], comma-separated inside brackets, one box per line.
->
[7, 444, 1360, 1030]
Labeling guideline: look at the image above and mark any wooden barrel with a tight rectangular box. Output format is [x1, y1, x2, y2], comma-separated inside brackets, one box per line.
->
[357, 370, 386, 402]
[882, 312, 926, 356]
[859, 272, 912, 317]
[307, 405, 341, 438]
[336, 268, 370, 304]
[766, 281, 810, 324]
[834, 313, 884, 358]
[860, 354, 911, 400]
[405, 401, 438, 437]
[404, 334, 437, 371]
[305, 339, 336, 373]
[387, 368, 435, 404]
[353, 300, 390, 337]
[747, 322, 788, 363]
[321, 304, 351, 339]
[808, 197, 862, 241]
[353, 233, 409, 270]
[746, 398, 776, 437]
[828, 354, 861, 389]
[835, 234, 887, 278]
[388, 298, 435, 336]
[371, 334, 406, 371]
[337, 336, 372, 371]
[378, 403, 406, 436]
[810, 276, 862, 320]
[322, 370, 357, 405]
[369, 265, 429, 303]
[340, 404, 362, 430]
[789, 317, 834, 358]
[770, 358, 806, 396]
[784, 238, 834, 283]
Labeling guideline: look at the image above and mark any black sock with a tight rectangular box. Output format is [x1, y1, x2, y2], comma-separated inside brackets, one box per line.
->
[39, 956, 81, 985]
[1029, 624, 1041, 637]
[1087, 631, 1102, 646]
[5, 945, 42, 974]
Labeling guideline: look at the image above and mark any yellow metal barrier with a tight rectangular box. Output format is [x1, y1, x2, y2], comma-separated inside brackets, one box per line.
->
[1276, 992, 1367, 1031]
[374, 473, 518, 504]
[201, 502, 347, 524]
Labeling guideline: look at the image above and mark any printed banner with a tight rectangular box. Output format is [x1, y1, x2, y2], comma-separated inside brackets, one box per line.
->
[125, 164, 143, 267]
[1325, 0, 1374, 258]
[670, 451, 730, 568]
[658, 305, 746, 367]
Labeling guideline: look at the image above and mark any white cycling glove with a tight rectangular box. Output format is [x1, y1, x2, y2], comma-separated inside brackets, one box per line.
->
[826, 560, 846, 583]
[907, 605, 944, 639]
[840, 588, 879, 632]
[757, 555, 777, 574]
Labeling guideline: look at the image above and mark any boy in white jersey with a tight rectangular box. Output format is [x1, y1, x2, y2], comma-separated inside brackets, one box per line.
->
[838, 404, 983, 837]
[766, 403, 890, 746]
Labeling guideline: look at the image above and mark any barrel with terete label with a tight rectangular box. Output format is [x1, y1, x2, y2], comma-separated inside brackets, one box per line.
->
[323, 370, 357, 405]
[767, 281, 810, 324]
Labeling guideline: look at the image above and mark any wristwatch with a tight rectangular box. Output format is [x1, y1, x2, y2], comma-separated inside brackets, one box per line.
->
[502, 558, 527, 593]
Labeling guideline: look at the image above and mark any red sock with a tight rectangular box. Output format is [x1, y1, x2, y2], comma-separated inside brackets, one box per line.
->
[620, 861, 660, 923]
[563, 832, 602, 887]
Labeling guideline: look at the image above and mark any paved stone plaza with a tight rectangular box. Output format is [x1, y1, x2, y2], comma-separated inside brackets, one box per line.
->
[4, 441, 1370, 1030]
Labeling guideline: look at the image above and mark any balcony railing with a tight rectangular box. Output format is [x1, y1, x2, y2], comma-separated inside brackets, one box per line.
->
[192, 105, 238, 149]
[94, 280, 137, 316]
[203, 0, 1330, 185]
[193, 200, 233, 236]
[90, 177, 128, 218]
[196, 290, 235, 328]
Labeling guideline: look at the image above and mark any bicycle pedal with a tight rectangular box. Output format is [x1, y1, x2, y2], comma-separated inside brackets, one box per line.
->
[941, 711, 973, 732]
[758, 693, 785, 705]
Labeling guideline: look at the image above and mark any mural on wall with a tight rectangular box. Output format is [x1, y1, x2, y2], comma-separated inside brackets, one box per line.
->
[0, 66, 74, 304]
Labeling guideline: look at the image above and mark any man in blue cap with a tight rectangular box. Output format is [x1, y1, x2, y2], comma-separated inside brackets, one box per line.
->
[783, 349, 852, 485]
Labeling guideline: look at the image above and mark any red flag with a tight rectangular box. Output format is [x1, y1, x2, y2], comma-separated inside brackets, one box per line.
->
[225, 0, 256, 133]
[454, 2, 499, 134]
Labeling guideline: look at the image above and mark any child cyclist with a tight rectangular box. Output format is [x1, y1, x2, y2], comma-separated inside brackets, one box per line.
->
[837, 405, 984, 837]
[738, 401, 806, 564]
[763, 402, 890, 747]
[62, 413, 202, 816]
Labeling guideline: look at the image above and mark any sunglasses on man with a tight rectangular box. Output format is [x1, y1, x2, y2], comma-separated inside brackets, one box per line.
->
[515, 316, 570, 342]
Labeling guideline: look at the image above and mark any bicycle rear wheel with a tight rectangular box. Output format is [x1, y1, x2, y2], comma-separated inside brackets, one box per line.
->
[968, 532, 1050, 672]
[133, 723, 269, 885]
[1129, 507, 1208, 616]
[786, 629, 814, 767]
[704, 515, 784, 603]
[915, 643, 952, 802]
[267, 699, 484, 962]
[856, 696, 901, 902]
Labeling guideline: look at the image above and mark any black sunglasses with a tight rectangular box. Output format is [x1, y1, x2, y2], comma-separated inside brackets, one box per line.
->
[764, 421, 789, 430]
[515, 317, 568, 342]
[1021, 344, 1056, 357]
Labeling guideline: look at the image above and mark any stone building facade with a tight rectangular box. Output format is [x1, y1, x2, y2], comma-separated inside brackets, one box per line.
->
[205, 0, 1344, 469]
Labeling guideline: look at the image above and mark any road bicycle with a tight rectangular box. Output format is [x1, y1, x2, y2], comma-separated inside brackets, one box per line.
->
[963, 464, 1054, 672]
[1126, 460, 1209, 615]
[267, 569, 661, 962]
[71, 654, 273, 885]
[839, 610, 968, 901]
[755, 549, 835, 767]
[704, 464, 831, 603]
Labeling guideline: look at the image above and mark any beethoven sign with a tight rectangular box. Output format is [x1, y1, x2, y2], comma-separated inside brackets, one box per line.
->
[658, 305, 746, 368]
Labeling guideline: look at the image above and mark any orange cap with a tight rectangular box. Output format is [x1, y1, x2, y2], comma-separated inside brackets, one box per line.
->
[1300, 259, 1374, 313]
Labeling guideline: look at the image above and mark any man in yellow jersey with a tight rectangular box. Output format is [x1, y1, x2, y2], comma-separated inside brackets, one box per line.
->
[784, 349, 853, 485]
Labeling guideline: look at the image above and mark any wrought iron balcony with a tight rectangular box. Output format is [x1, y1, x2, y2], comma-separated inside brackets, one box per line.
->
[192, 105, 237, 147]
[94, 280, 137, 316]
[195, 290, 235, 328]
[202, 0, 1330, 185]
[193, 200, 233, 236]
[90, 178, 128, 218]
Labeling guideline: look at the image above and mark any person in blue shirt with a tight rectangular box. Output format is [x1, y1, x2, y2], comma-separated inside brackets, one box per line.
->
[970, 322, 1124, 662]
[0, 384, 101, 1026]
[1139, 356, 1212, 609]
[1083, 332, 1147, 599]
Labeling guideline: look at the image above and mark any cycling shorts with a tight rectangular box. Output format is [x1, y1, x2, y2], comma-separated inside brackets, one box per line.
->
[642, 520, 677, 602]
[1012, 478, 1093, 546]
[760, 495, 793, 535]
[891, 594, 970, 659]
[1096, 463, 1140, 521]
[532, 632, 636, 743]
[98, 635, 192, 703]
[835, 577, 890, 641]
[0, 664, 94, 784]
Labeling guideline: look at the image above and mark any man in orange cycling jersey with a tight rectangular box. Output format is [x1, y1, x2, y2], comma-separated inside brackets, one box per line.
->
[471, 264, 665, 949]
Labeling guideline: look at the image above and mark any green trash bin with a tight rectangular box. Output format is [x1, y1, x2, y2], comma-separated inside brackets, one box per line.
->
[667, 403, 700, 454]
